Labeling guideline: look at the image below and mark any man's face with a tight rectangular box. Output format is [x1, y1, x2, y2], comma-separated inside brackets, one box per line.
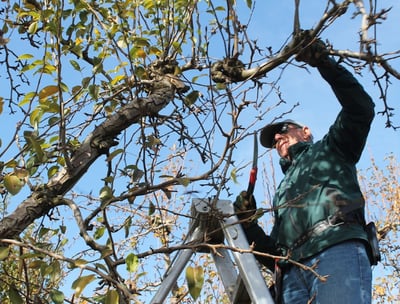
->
[272, 123, 311, 159]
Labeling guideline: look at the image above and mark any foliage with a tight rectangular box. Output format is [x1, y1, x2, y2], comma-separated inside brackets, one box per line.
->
[0, 0, 398, 303]
[0, 225, 66, 303]
[359, 154, 400, 303]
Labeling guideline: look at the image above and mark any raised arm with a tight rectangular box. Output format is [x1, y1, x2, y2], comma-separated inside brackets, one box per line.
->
[295, 35, 375, 163]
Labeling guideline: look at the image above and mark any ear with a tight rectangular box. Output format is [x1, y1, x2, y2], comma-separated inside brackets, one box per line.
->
[302, 126, 313, 142]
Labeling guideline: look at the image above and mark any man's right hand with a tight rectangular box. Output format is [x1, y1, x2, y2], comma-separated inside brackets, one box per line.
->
[234, 191, 278, 271]
[234, 190, 258, 225]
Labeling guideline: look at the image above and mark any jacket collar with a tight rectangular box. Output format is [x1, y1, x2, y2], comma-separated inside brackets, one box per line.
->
[279, 141, 312, 173]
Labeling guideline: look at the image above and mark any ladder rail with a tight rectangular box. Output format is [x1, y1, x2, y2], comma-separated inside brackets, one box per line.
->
[150, 226, 202, 304]
[211, 248, 238, 301]
[218, 200, 275, 304]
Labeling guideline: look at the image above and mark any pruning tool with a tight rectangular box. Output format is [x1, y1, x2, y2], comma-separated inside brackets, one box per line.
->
[246, 132, 258, 197]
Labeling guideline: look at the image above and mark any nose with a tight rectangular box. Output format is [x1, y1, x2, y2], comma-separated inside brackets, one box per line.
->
[272, 133, 284, 147]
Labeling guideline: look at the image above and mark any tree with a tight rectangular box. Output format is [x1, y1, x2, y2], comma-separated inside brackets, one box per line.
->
[0, 0, 398, 302]
[359, 154, 400, 303]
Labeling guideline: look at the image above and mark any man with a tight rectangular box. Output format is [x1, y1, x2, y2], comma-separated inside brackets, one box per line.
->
[235, 37, 376, 303]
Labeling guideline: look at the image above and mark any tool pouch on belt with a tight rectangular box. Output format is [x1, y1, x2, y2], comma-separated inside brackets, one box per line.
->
[365, 222, 381, 266]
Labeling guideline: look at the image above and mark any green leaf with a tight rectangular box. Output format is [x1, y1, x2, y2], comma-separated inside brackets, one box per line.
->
[88, 84, 99, 99]
[69, 59, 81, 71]
[184, 90, 200, 106]
[60, 225, 67, 234]
[48, 166, 59, 179]
[213, 6, 226, 11]
[99, 185, 113, 203]
[215, 82, 226, 90]
[148, 46, 161, 56]
[131, 47, 145, 60]
[186, 266, 204, 301]
[133, 37, 150, 47]
[126, 253, 139, 273]
[94, 226, 105, 240]
[8, 285, 23, 304]
[48, 116, 59, 126]
[73, 259, 88, 267]
[106, 149, 124, 162]
[71, 275, 95, 297]
[100, 248, 113, 258]
[38, 227, 51, 238]
[124, 216, 132, 238]
[81, 77, 91, 87]
[24, 130, 45, 162]
[105, 289, 119, 304]
[191, 73, 207, 84]
[95, 263, 108, 272]
[68, 258, 88, 269]
[0, 247, 10, 260]
[177, 177, 190, 187]
[148, 201, 155, 215]
[50, 289, 65, 304]
[28, 260, 46, 269]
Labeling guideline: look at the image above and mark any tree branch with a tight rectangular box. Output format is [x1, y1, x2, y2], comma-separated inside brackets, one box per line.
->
[0, 76, 178, 239]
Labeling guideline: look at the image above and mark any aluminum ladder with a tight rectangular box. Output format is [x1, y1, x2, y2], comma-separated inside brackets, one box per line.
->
[150, 198, 274, 304]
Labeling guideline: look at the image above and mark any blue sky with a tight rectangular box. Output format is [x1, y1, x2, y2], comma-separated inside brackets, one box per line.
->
[0, 0, 399, 302]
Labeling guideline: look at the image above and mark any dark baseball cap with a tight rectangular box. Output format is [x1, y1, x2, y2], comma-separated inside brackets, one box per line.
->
[260, 119, 305, 148]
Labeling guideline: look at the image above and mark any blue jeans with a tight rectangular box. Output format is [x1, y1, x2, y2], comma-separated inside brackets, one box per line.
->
[282, 240, 372, 304]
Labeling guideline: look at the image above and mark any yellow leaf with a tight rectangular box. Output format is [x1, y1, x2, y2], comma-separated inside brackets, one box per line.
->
[136, 49, 146, 59]
[186, 266, 204, 301]
[75, 37, 83, 46]
[230, 168, 238, 184]
[28, 21, 38, 34]
[149, 46, 161, 56]
[375, 285, 386, 296]
[0, 247, 10, 261]
[105, 289, 119, 304]
[110, 75, 125, 86]
[71, 275, 95, 298]
[38, 85, 59, 101]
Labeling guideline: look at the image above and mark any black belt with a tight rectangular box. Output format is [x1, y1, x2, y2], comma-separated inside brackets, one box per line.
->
[291, 215, 357, 250]
[290, 197, 365, 251]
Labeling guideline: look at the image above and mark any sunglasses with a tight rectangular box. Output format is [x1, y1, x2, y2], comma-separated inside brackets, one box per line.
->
[271, 123, 302, 148]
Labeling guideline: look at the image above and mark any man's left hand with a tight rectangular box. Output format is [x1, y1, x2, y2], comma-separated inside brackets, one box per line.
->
[295, 31, 329, 67]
